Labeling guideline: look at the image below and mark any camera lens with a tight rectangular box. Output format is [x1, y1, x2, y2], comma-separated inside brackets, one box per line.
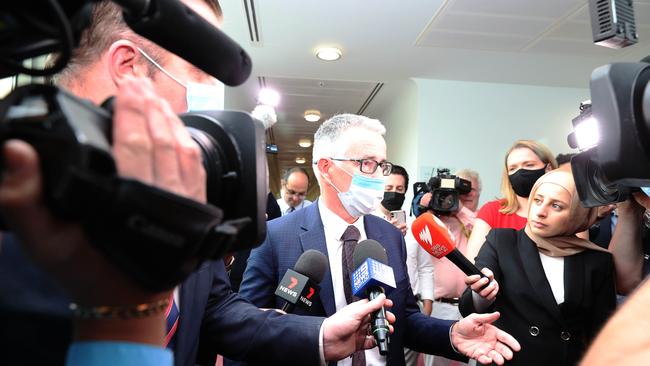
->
[435, 191, 456, 211]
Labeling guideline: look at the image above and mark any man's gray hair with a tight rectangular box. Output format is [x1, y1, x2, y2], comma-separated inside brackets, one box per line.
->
[312, 114, 386, 163]
[455, 168, 482, 192]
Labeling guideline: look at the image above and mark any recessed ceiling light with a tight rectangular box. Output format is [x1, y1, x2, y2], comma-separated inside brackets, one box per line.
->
[315, 47, 342, 61]
[295, 157, 306, 164]
[304, 109, 321, 122]
[298, 139, 312, 148]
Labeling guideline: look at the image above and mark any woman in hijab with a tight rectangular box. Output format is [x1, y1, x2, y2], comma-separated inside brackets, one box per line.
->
[458, 168, 616, 366]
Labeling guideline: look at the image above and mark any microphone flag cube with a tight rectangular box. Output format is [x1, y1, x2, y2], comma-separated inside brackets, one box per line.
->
[351, 258, 396, 297]
[275, 269, 309, 305]
[411, 212, 456, 259]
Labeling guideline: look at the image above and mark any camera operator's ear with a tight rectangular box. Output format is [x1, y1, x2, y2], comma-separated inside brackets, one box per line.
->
[316, 158, 334, 179]
[107, 40, 149, 87]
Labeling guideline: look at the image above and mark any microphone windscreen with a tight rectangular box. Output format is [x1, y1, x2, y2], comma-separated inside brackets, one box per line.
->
[124, 0, 252, 86]
[411, 213, 456, 259]
[353, 239, 388, 269]
[294, 249, 328, 283]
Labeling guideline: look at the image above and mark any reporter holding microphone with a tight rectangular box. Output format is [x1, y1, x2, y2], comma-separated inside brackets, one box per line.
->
[459, 168, 616, 366]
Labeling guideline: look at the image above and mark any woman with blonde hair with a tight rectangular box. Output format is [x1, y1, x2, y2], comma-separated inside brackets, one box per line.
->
[466, 140, 557, 262]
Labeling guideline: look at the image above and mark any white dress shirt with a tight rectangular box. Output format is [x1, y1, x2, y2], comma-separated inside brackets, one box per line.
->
[319, 200, 385, 366]
[277, 197, 312, 216]
[539, 252, 565, 304]
[370, 209, 434, 301]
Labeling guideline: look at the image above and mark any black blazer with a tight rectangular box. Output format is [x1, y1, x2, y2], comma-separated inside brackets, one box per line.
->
[459, 229, 616, 366]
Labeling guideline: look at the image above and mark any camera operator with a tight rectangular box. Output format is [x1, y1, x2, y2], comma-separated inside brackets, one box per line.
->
[579, 191, 650, 365]
[0, 1, 397, 365]
[411, 170, 476, 366]
[456, 169, 482, 214]
[590, 197, 649, 294]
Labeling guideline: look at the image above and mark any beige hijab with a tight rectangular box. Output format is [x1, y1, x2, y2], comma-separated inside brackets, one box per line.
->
[524, 167, 609, 257]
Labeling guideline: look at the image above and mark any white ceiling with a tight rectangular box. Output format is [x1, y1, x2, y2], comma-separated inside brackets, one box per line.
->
[220, 0, 650, 180]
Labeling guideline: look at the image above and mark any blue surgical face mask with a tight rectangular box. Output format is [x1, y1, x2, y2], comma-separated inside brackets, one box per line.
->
[137, 47, 224, 112]
[321, 163, 385, 218]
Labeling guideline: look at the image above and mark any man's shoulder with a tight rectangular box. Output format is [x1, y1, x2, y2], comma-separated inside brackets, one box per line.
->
[364, 212, 393, 226]
[364, 214, 403, 240]
[266, 204, 317, 236]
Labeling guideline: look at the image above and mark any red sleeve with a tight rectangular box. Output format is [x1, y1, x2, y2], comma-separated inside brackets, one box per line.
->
[476, 200, 501, 227]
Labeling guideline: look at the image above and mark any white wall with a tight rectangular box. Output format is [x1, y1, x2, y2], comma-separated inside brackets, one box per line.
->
[413, 78, 590, 204]
[365, 79, 419, 211]
[367, 77, 590, 210]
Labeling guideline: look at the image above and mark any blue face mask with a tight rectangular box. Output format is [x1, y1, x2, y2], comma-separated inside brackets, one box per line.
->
[641, 187, 650, 197]
[323, 166, 385, 218]
[137, 47, 224, 112]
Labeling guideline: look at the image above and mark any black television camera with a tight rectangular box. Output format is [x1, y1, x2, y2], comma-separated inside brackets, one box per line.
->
[568, 61, 650, 207]
[413, 168, 471, 214]
[0, 0, 265, 290]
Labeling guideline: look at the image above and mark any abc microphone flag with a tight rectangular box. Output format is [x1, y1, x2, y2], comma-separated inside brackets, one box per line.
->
[411, 213, 487, 279]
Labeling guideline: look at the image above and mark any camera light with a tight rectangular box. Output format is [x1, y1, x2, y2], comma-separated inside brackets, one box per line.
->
[574, 117, 600, 150]
[251, 104, 277, 129]
[258, 88, 280, 107]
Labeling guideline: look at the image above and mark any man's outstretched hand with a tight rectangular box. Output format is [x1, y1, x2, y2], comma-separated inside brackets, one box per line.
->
[451, 312, 521, 365]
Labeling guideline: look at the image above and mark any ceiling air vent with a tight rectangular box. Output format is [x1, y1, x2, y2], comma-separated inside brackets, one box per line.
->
[243, 0, 262, 45]
[357, 83, 384, 115]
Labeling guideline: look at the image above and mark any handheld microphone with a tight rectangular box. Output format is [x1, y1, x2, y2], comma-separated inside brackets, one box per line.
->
[351, 239, 396, 356]
[411, 213, 488, 280]
[274, 250, 328, 313]
[119, 0, 252, 86]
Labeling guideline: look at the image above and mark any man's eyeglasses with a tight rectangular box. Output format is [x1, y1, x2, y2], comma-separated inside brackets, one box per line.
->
[330, 158, 393, 176]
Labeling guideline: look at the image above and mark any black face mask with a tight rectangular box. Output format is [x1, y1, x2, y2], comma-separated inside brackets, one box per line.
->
[508, 166, 547, 198]
[381, 191, 405, 211]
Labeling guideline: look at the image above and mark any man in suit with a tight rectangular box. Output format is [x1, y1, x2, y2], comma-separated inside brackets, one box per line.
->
[0, 2, 396, 366]
[239, 114, 521, 366]
[278, 167, 312, 215]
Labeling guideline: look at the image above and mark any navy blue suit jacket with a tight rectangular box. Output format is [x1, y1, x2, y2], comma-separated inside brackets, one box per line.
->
[239, 202, 461, 366]
[0, 234, 323, 366]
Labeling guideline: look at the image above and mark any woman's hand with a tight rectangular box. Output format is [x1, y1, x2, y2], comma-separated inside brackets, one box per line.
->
[465, 268, 499, 301]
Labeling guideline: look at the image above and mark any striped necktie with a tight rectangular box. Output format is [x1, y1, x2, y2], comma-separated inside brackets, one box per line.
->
[164, 293, 180, 349]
